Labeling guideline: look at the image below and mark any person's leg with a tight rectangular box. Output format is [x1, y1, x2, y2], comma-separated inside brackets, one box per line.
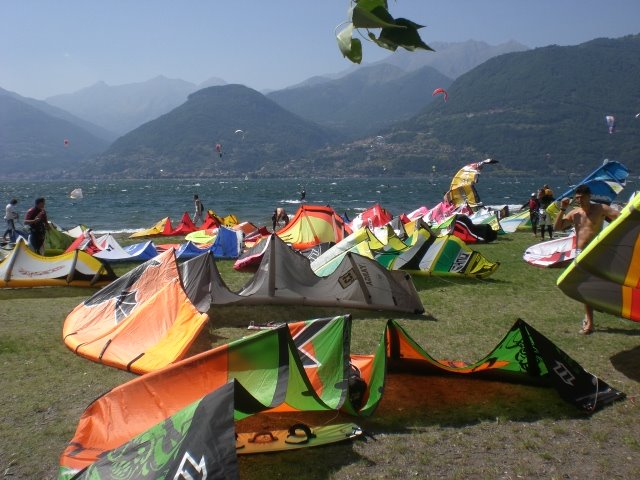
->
[581, 304, 594, 334]
[547, 225, 553, 239]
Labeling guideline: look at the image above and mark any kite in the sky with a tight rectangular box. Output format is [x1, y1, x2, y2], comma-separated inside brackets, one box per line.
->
[605, 115, 615, 134]
[432, 88, 448, 102]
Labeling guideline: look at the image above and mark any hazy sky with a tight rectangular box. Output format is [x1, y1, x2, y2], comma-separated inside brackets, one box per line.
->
[2, 0, 639, 100]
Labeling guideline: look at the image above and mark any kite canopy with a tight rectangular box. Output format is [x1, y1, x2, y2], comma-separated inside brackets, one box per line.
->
[432, 87, 448, 102]
[62, 236, 424, 374]
[524, 232, 577, 268]
[63, 249, 209, 373]
[446, 158, 498, 208]
[557, 194, 640, 322]
[449, 158, 498, 192]
[439, 214, 498, 244]
[94, 235, 159, 263]
[0, 238, 116, 288]
[66, 381, 239, 480]
[277, 204, 352, 250]
[58, 315, 624, 478]
[311, 221, 499, 279]
[605, 115, 616, 134]
[499, 209, 532, 233]
[349, 203, 393, 230]
[546, 160, 629, 220]
[130, 216, 173, 238]
[44, 226, 75, 255]
[181, 234, 425, 314]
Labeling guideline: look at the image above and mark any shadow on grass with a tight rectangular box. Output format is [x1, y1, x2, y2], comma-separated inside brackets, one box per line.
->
[0, 286, 96, 300]
[238, 430, 367, 480]
[597, 325, 640, 336]
[206, 305, 429, 331]
[410, 275, 508, 292]
[363, 373, 583, 433]
[235, 373, 586, 480]
[611, 345, 640, 381]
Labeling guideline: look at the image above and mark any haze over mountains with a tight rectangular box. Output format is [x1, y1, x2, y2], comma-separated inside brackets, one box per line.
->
[46, 76, 227, 136]
[1, 37, 638, 179]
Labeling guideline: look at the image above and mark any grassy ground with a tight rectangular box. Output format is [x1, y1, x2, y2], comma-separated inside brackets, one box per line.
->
[1, 231, 639, 479]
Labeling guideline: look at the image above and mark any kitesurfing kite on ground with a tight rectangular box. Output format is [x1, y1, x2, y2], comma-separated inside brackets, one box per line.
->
[58, 314, 624, 479]
[0, 238, 116, 288]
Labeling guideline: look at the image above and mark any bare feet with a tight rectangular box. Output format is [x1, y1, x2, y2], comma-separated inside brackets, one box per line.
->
[579, 318, 594, 335]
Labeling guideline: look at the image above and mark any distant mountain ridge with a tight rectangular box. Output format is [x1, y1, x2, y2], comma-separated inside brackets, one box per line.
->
[373, 40, 530, 79]
[327, 34, 640, 177]
[0, 94, 110, 177]
[2, 36, 638, 179]
[46, 76, 227, 136]
[88, 84, 340, 178]
[285, 39, 529, 89]
[0, 87, 117, 142]
[39, 40, 523, 137]
[267, 64, 452, 139]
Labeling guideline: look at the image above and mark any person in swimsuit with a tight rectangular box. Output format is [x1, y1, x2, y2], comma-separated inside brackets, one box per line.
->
[554, 184, 620, 334]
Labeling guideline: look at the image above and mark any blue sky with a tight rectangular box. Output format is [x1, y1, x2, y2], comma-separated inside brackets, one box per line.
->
[1, 0, 639, 99]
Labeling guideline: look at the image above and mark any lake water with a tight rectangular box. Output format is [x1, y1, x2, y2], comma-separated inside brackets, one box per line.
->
[0, 175, 611, 233]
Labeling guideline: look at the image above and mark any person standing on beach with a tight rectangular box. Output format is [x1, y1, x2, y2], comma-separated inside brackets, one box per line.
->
[24, 197, 49, 255]
[538, 185, 555, 240]
[525, 193, 539, 237]
[554, 184, 620, 335]
[193, 194, 204, 225]
[272, 207, 289, 232]
[3, 198, 19, 242]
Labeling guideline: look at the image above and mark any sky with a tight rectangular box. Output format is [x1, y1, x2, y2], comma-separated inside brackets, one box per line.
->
[1, 0, 639, 100]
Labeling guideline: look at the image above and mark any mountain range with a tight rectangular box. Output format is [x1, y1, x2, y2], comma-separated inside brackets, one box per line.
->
[0, 90, 110, 176]
[1, 36, 638, 179]
[45, 76, 227, 136]
[87, 85, 339, 179]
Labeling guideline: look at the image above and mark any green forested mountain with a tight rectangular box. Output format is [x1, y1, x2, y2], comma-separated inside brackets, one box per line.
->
[371, 35, 640, 176]
[267, 64, 452, 139]
[0, 94, 110, 177]
[89, 84, 341, 178]
[3, 35, 637, 180]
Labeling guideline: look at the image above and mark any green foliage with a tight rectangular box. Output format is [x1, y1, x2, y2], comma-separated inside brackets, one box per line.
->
[337, 0, 433, 63]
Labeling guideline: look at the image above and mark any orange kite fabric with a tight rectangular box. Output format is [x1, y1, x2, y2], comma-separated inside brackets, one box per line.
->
[62, 249, 208, 373]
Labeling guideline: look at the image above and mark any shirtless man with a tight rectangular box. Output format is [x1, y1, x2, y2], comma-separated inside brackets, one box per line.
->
[554, 184, 620, 334]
